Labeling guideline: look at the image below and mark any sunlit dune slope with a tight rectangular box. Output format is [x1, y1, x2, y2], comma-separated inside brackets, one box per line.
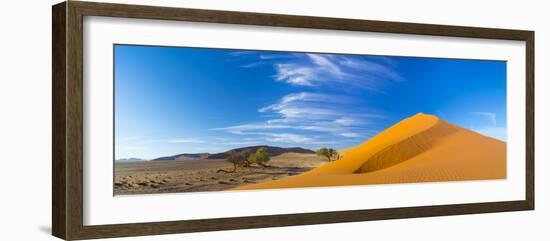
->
[235, 113, 506, 190]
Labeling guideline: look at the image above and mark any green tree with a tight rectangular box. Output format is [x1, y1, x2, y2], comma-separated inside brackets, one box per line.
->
[248, 147, 271, 167]
[316, 147, 339, 162]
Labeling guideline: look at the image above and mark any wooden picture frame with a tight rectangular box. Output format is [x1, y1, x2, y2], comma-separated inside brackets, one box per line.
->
[52, 1, 534, 240]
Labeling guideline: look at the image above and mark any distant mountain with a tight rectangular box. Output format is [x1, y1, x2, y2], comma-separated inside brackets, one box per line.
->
[207, 145, 314, 159]
[152, 153, 210, 161]
[115, 157, 146, 162]
[152, 146, 315, 161]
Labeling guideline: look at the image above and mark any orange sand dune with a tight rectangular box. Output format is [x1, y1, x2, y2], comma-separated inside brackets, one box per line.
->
[235, 113, 506, 190]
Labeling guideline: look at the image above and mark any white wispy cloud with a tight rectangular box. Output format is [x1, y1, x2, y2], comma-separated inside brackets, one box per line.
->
[230, 51, 402, 90]
[138, 136, 269, 148]
[209, 137, 231, 141]
[211, 123, 292, 135]
[258, 92, 363, 122]
[274, 64, 317, 86]
[470, 111, 507, 141]
[120, 136, 141, 141]
[339, 57, 403, 81]
[269, 53, 402, 89]
[227, 50, 255, 57]
[339, 132, 361, 138]
[258, 132, 337, 145]
[217, 52, 400, 145]
[334, 117, 358, 126]
[306, 54, 346, 78]
[166, 138, 207, 144]
[264, 133, 315, 144]
[241, 62, 265, 68]
[259, 54, 296, 60]
[212, 92, 384, 142]
[471, 111, 497, 126]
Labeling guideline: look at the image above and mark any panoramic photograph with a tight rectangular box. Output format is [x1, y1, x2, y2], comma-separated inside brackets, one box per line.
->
[113, 45, 507, 195]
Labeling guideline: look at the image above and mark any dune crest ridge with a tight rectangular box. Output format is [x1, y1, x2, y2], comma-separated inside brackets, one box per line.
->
[355, 116, 458, 173]
[235, 113, 506, 190]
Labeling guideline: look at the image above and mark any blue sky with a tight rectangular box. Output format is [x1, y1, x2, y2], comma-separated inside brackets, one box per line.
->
[114, 45, 506, 159]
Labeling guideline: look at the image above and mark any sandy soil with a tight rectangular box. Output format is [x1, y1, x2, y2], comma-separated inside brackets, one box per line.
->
[114, 153, 328, 195]
[236, 113, 506, 190]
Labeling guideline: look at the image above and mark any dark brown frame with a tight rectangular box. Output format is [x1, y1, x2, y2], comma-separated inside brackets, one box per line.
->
[52, 1, 535, 240]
